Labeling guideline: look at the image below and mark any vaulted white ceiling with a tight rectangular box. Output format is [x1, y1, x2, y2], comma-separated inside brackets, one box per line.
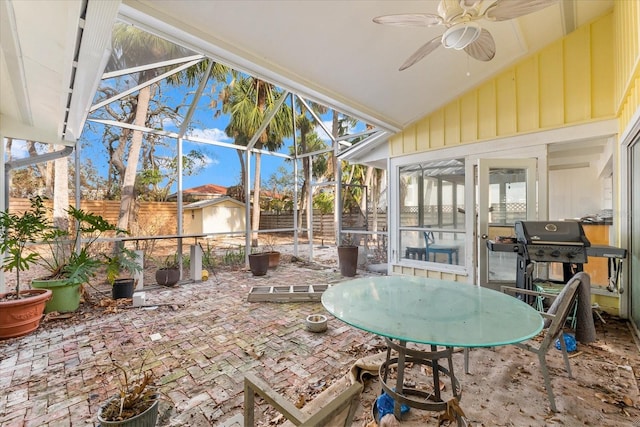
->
[1, 0, 614, 147]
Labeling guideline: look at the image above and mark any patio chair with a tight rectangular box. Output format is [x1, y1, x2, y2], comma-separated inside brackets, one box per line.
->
[243, 372, 363, 426]
[500, 273, 583, 412]
[423, 231, 459, 264]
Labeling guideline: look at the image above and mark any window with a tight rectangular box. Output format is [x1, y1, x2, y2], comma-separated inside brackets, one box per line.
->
[399, 159, 465, 266]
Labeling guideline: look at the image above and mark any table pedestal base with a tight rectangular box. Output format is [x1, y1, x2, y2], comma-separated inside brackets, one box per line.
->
[379, 338, 462, 424]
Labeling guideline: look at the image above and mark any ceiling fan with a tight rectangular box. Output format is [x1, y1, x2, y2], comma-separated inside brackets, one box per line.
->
[373, 0, 558, 71]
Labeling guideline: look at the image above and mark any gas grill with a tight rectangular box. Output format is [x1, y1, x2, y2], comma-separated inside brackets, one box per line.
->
[514, 220, 590, 292]
[487, 220, 627, 295]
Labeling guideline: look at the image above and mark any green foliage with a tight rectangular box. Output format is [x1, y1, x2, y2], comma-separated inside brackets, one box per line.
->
[221, 245, 245, 266]
[104, 246, 143, 286]
[156, 253, 180, 269]
[313, 192, 334, 215]
[38, 205, 124, 284]
[0, 196, 51, 295]
[200, 242, 218, 269]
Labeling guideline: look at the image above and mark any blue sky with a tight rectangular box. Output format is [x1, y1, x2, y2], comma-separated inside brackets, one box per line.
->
[7, 71, 362, 196]
[78, 73, 357, 193]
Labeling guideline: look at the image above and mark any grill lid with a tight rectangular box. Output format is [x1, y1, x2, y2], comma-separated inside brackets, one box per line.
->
[514, 221, 590, 246]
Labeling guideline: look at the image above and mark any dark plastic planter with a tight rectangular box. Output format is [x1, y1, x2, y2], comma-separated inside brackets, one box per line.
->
[112, 278, 135, 299]
[155, 268, 180, 286]
[338, 246, 358, 277]
[248, 253, 269, 276]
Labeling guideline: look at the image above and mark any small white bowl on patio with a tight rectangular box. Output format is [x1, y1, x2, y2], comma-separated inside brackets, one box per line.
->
[305, 314, 328, 333]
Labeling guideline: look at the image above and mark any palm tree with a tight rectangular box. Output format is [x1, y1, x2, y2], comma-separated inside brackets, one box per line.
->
[222, 76, 293, 246]
[292, 99, 328, 238]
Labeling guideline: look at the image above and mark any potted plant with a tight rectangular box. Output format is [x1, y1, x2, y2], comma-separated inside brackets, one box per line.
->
[263, 234, 281, 269]
[0, 196, 53, 339]
[105, 245, 143, 300]
[248, 250, 269, 276]
[31, 205, 122, 312]
[337, 233, 358, 277]
[155, 253, 180, 286]
[97, 357, 159, 426]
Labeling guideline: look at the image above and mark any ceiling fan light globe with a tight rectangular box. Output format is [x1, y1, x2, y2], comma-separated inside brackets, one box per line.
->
[442, 22, 481, 50]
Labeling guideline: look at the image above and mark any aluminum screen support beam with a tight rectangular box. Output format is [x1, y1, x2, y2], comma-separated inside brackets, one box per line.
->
[246, 90, 290, 151]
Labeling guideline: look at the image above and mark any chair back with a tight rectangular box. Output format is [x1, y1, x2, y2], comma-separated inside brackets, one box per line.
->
[540, 277, 581, 351]
[423, 231, 435, 248]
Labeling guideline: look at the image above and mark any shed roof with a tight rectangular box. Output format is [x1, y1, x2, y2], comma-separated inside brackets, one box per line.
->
[184, 196, 245, 210]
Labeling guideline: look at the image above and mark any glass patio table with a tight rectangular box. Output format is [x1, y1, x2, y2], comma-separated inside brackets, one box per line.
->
[321, 275, 543, 422]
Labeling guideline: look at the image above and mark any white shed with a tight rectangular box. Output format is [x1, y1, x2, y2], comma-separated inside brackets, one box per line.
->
[184, 197, 246, 235]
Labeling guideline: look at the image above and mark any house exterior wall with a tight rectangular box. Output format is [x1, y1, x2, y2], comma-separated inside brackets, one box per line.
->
[202, 200, 246, 235]
[387, 3, 640, 317]
[389, 11, 616, 157]
[614, 0, 640, 320]
[186, 209, 204, 235]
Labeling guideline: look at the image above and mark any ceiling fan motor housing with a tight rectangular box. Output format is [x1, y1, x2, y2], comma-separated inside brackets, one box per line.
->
[442, 22, 482, 50]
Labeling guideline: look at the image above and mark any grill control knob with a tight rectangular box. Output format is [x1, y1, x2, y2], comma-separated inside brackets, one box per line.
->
[566, 252, 575, 259]
[536, 250, 545, 257]
[551, 250, 561, 257]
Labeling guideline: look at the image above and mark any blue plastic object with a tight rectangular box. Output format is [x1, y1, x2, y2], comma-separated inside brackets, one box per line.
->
[376, 391, 410, 420]
[555, 332, 577, 352]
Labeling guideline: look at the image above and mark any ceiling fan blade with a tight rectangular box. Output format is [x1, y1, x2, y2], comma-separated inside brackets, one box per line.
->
[399, 36, 442, 71]
[373, 13, 443, 27]
[484, 0, 557, 21]
[463, 28, 496, 61]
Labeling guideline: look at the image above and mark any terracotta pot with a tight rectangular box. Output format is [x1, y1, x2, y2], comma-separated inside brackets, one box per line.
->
[248, 253, 269, 276]
[0, 289, 52, 339]
[338, 246, 358, 277]
[266, 251, 281, 269]
[155, 268, 180, 286]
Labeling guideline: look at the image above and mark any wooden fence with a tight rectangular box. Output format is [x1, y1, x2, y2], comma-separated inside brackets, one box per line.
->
[7, 198, 192, 236]
[7, 199, 387, 238]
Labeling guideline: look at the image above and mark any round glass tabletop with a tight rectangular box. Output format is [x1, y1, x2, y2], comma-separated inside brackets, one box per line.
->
[321, 275, 543, 347]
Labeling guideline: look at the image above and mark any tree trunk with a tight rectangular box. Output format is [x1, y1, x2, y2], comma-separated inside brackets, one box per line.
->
[251, 152, 262, 247]
[53, 151, 69, 231]
[236, 149, 246, 195]
[6, 138, 12, 193]
[117, 85, 151, 232]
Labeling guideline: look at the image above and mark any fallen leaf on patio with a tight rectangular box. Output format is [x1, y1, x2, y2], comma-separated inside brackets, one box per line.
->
[44, 311, 73, 321]
[622, 395, 634, 406]
[269, 413, 284, 424]
[438, 397, 465, 426]
[244, 347, 263, 360]
[379, 413, 400, 426]
[594, 392, 609, 402]
[294, 394, 306, 408]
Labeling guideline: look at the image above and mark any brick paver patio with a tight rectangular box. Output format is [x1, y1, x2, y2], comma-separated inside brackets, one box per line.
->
[0, 259, 383, 426]
[2, 257, 639, 426]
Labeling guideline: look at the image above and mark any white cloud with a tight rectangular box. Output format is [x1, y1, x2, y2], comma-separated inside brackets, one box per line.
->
[4, 139, 44, 160]
[187, 128, 231, 142]
[201, 154, 219, 167]
[315, 120, 333, 142]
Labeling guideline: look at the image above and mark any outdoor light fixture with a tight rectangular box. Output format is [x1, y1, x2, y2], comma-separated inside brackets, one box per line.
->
[441, 22, 482, 50]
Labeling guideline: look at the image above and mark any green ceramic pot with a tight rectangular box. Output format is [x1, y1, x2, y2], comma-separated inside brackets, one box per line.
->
[31, 278, 81, 313]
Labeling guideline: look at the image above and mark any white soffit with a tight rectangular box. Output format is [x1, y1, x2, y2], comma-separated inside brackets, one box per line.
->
[122, 0, 613, 131]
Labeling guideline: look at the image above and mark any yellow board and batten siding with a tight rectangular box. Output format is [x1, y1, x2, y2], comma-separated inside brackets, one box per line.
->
[389, 11, 616, 156]
[390, 11, 618, 281]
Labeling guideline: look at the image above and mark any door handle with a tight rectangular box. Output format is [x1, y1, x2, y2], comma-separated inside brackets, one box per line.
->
[481, 234, 488, 239]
